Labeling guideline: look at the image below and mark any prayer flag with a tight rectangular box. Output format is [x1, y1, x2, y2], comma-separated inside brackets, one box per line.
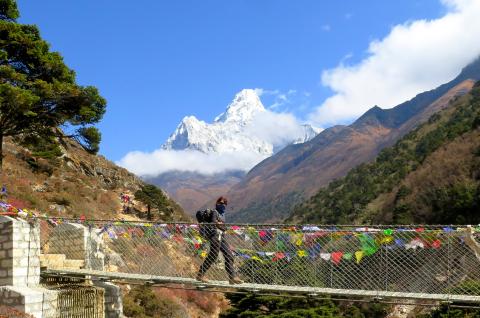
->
[355, 251, 364, 264]
[331, 252, 343, 265]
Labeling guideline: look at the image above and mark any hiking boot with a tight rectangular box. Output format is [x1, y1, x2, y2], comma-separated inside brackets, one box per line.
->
[196, 274, 209, 283]
[229, 277, 244, 285]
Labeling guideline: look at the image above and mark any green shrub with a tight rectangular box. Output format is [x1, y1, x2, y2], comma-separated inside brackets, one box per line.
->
[123, 286, 186, 318]
[417, 304, 480, 318]
[220, 293, 389, 318]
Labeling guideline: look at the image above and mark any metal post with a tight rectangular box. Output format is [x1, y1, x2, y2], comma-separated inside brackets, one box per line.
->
[329, 231, 333, 288]
[384, 245, 389, 292]
[447, 225, 452, 301]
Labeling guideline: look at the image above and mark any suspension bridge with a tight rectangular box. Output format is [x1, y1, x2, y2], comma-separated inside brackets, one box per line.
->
[35, 217, 480, 304]
[0, 212, 480, 317]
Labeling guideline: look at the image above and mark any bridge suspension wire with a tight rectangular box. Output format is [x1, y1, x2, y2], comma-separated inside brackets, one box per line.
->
[37, 218, 480, 303]
[40, 271, 480, 310]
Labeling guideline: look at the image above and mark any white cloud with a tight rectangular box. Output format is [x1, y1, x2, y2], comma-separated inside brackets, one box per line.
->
[118, 108, 318, 176]
[117, 149, 267, 177]
[253, 88, 264, 96]
[244, 111, 306, 148]
[254, 88, 280, 97]
[265, 89, 298, 110]
[309, 0, 480, 127]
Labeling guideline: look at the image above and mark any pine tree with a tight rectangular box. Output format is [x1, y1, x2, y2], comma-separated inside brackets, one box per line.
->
[0, 0, 106, 170]
[135, 185, 170, 220]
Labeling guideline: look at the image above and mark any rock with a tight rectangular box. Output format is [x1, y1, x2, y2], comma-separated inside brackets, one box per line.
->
[49, 204, 66, 213]
[80, 162, 95, 177]
[32, 184, 47, 192]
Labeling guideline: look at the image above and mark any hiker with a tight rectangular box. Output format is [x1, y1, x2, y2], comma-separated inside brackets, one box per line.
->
[0, 185, 7, 200]
[196, 196, 243, 284]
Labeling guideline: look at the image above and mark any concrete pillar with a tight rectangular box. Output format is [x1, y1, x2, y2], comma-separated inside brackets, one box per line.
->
[0, 217, 124, 317]
[0, 216, 58, 318]
[0, 216, 40, 287]
[94, 281, 124, 318]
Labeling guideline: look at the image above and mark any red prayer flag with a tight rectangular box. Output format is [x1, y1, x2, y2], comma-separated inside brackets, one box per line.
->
[273, 252, 285, 262]
[331, 251, 343, 265]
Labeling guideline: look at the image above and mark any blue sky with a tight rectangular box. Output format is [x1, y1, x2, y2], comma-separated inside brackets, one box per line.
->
[16, 0, 451, 162]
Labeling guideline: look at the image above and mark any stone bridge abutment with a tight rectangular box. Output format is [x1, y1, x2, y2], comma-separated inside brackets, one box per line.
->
[0, 216, 123, 318]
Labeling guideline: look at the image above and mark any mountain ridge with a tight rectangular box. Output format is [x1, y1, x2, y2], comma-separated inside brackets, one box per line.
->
[288, 80, 480, 225]
[226, 57, 480, 223]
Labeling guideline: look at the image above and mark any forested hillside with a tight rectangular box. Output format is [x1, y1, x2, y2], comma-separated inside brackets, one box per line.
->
[227, 58, 480, 223]
[288, 81, 480, 225]
[223, 82, 480, 318]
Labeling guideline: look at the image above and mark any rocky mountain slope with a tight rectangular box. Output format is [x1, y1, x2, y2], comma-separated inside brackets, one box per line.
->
[150, 89, 320, 214]
[1, 135, 237, 317]
[146, 170, 245, 214]
[2, 136, 187, 221]
[289, 80, 480, 225]
[226, 58, 480, 223]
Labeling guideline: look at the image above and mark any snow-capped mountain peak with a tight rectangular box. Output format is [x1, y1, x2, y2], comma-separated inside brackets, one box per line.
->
[163, 89, 270, 154]
[162, 89, 321, 159]
[214, 89, 265, 124]
[162, 116, 208, 151]
[293, 124, 323, 144]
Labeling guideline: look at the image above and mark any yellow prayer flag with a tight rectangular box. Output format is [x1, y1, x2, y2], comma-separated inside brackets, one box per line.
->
[380, 236, 393, 244]
[251, 256, 263, 263]
[355, 251, 364, 264]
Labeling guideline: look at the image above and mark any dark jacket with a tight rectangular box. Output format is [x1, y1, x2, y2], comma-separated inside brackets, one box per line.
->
[212, 209, 227, 232]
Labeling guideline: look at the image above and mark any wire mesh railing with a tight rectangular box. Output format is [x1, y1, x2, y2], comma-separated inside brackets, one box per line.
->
[38, 218, 480, 301]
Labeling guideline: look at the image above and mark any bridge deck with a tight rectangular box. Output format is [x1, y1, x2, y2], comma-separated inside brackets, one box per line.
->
[43, 269, 480, 303]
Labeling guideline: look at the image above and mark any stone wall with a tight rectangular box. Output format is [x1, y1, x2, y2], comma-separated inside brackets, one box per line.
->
[0, 217, 40, 287]
[0, 286, 59, 318]
[48, 223, 105, 270]
[47, 223, 86, 260]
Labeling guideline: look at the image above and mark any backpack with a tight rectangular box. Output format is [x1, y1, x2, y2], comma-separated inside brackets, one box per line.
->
[196, 209, 215, 238]
[196, 209, 214, 223]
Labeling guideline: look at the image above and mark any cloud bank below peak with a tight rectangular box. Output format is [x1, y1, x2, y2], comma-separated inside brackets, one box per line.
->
[118, 149, 267, 176]
[118, 89, 320, 176]
[309, 0, 480, 127]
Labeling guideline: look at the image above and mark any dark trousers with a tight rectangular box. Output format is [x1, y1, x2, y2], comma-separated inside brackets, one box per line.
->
[198, 233, 235, 279]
